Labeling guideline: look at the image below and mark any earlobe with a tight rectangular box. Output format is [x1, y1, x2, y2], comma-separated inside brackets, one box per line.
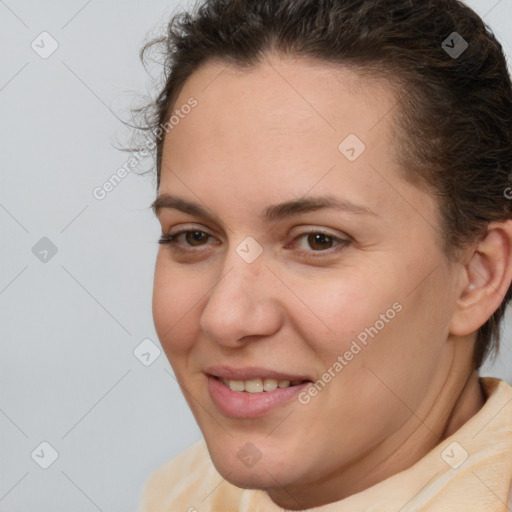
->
[450, 220, 512, 336]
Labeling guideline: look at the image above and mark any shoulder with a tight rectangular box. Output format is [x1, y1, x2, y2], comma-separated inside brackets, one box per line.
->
[476, 378, 512, 505]
[473, 377, 512, 450]
[479, 376, 512, 426]
[137, 439, 247, 512]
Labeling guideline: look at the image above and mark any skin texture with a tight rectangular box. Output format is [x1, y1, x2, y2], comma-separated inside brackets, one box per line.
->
[151, 54, 512, 510]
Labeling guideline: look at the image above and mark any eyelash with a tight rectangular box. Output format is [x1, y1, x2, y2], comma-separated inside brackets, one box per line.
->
[158, 229, 351, 258]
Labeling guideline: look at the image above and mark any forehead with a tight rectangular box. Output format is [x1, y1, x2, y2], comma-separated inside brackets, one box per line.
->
[162, 54, 398, 182]
[158, 54, 440, 240]
[172, 54, 396, 140]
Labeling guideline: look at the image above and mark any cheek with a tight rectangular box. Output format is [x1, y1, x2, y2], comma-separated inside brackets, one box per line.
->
[288, 269, 398, 354]
[152, 254, 203, 354]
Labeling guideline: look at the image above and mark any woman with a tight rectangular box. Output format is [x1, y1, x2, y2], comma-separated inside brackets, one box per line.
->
[137, 0, 512, 509]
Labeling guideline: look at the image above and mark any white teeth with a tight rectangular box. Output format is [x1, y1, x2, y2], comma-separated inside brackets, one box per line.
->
[244, 379, 264, 393]
[220, 377, 304, 392]
[228, 379, 245, 392]
[263, 378, 279, 391]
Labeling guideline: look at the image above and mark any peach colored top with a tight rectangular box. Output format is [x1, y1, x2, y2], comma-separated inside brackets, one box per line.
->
[138, 377, 512, 511]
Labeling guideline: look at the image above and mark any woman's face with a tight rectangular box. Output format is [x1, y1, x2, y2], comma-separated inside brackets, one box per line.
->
[152, 55, 463, 505]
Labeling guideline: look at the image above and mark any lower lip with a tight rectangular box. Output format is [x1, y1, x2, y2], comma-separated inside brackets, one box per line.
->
[207, 375, 310, 419]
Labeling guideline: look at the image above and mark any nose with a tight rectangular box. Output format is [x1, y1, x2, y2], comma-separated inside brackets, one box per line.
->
[199, 256, 282, 347]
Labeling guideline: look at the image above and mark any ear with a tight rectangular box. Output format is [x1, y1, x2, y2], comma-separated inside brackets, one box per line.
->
[450, 219, 512, 336]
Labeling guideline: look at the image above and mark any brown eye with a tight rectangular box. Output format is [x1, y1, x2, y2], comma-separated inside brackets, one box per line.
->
[290, 230, 350, 258]
[185, 231, 209, 246]
[307, 233, 334, 250]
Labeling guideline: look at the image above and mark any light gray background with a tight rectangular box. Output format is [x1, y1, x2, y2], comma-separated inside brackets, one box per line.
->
[1, 1, 511, 511]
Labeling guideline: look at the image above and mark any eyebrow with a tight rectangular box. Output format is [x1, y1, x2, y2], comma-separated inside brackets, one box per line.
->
[150, 194, 377, 224]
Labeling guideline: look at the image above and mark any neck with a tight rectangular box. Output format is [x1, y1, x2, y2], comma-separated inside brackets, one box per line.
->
[442, 367, 485, 438]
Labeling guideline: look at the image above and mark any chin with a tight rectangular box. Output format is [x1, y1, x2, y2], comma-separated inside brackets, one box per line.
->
[205, 438, 306, 491]
[213, 458, 289, 490]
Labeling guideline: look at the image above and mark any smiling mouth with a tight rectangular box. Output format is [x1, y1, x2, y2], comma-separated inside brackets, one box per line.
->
[207, 374, 312, 418]
[214, 376, 310, 393]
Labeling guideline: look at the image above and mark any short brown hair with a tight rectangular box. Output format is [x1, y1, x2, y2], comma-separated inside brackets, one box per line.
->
[139, 0, 512, 368]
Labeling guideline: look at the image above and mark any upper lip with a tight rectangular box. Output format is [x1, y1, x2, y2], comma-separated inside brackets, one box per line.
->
[205, 365, 312, 381]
